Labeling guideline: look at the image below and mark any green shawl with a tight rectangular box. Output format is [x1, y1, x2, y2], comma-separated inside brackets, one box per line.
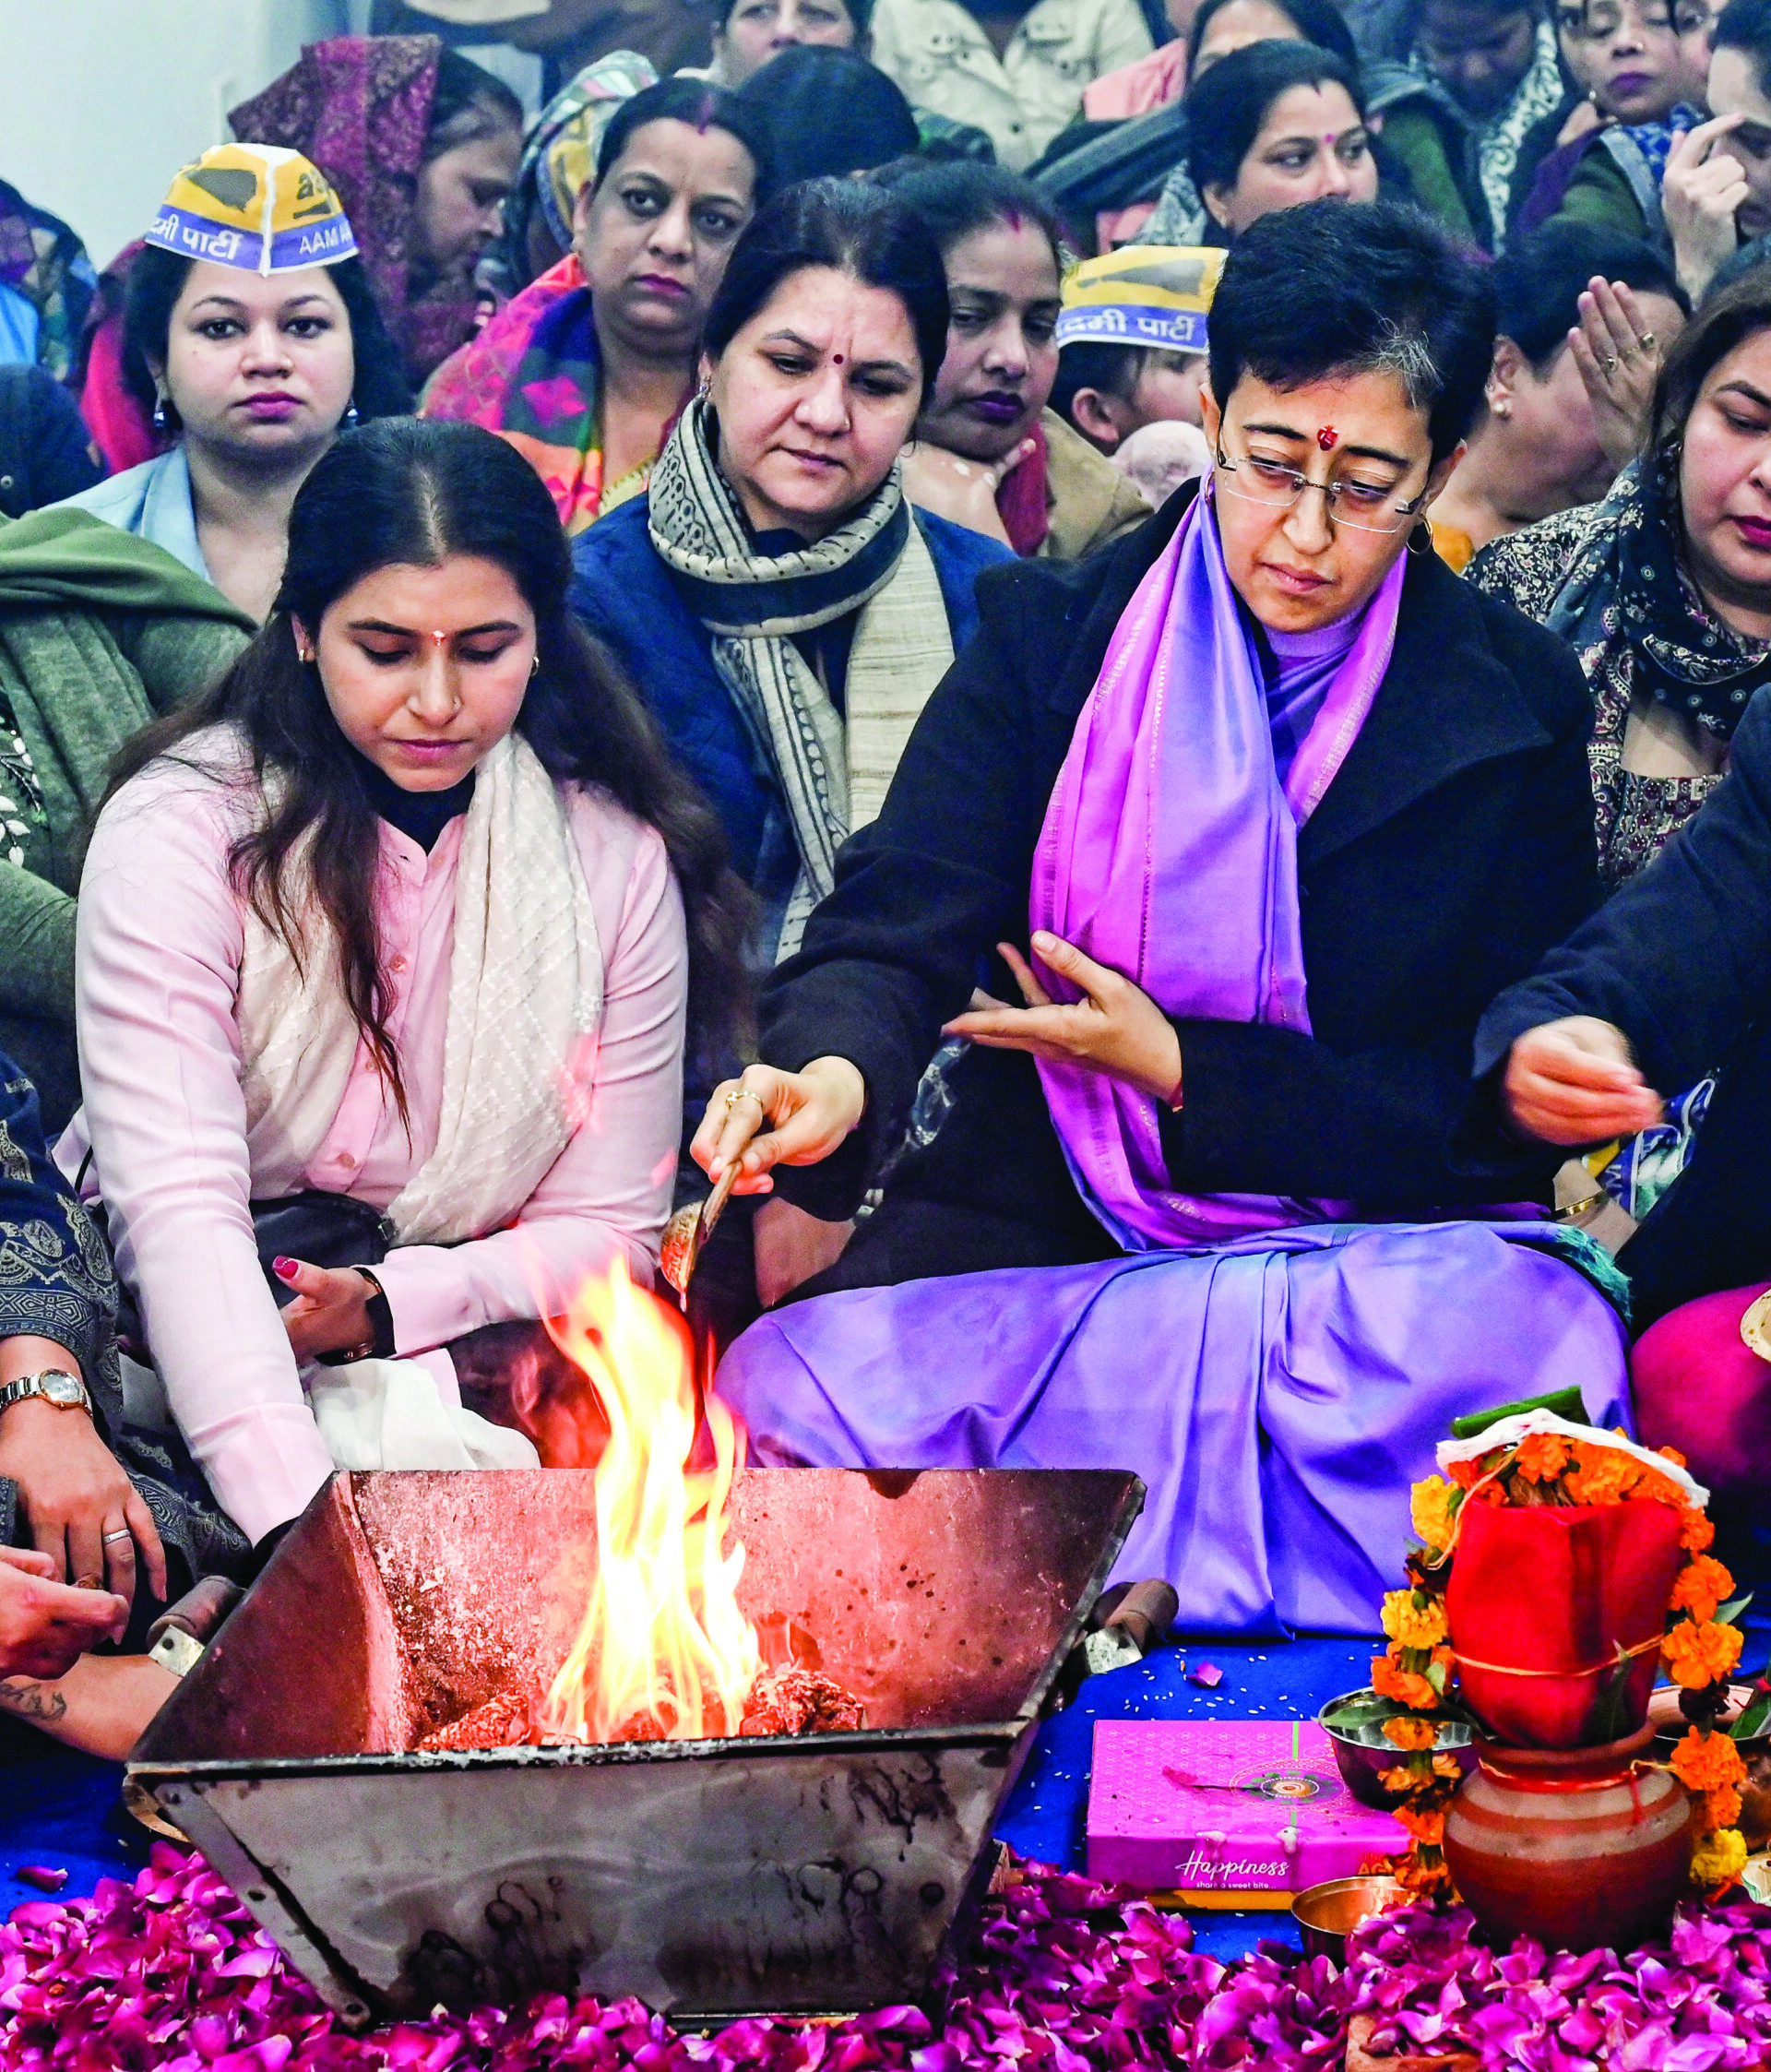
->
[0, 508, 254, 1025]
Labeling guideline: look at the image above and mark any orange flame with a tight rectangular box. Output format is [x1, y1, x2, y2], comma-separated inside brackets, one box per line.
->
[538, 1257, 761, 1744]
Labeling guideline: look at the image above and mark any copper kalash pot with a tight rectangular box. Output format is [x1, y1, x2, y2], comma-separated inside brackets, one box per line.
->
[1442, 1724, 1693, 1951]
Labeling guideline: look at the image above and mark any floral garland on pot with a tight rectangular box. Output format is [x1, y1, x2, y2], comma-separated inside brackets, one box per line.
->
[1329, 1408, 1755, 1904]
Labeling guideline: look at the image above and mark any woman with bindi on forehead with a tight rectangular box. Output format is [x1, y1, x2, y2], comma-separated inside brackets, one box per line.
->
[688, 201, 1634, 1635]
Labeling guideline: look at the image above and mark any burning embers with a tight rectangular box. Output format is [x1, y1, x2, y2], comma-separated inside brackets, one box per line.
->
[416, 1260, 862, 1752]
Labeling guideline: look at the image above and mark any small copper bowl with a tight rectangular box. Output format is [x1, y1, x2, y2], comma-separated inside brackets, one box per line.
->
[1318, 1688, 1476, 1810]
[1293, 1875, 1408, 1963]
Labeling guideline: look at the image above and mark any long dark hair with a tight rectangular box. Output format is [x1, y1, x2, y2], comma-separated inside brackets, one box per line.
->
[121, 243, 412, 428]
[107, 420, 753, 1107]
[704, 178, 950, 400]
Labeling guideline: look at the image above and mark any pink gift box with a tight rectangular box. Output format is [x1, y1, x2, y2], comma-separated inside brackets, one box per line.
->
[1086, 1720, 1407, 1894]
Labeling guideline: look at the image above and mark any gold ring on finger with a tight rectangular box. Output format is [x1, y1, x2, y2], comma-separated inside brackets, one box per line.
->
[724, 1088, 765, 1113]
[1600, 353, 1619, 375]
[102, 1529, 132, 1544]
[1638, 332, 1657, 351]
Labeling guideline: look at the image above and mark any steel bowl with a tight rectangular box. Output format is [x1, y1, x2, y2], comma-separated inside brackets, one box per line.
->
[1293, 1875, 1408, 1963]
[1317, 1688, 1476, 1810]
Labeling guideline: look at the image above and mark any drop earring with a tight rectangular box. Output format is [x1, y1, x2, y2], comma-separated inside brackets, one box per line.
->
[343, 396, 360, 429]
[151, 392, 170, 436]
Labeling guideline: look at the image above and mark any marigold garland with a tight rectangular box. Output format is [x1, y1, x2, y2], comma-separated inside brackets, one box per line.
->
[1357, 1423, 1753, 1905]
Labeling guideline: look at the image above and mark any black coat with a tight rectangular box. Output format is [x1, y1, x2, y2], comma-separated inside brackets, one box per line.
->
[1475, 685, 1771, 1325]
[763, 487, 1603, 1287]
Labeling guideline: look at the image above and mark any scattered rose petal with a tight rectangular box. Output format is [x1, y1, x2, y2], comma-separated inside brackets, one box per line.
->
[14, 1866, 66, 1893]
[0, 1842, 1767, 2072]
[1188, 1662, 1223, 1688]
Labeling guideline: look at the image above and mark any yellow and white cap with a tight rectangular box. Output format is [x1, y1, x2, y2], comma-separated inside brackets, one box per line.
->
[146, 144, 358, 278]
[1057, 246, 1226, 356]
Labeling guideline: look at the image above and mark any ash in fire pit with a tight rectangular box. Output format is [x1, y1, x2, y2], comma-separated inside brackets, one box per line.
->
[413, 1662, 864, 1750]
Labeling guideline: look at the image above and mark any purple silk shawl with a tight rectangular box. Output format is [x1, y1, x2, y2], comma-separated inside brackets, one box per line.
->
[1029, 490, 1406, 1251]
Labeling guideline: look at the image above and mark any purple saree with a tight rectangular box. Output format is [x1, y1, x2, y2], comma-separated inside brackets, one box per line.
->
[714, 496, 1632, 1636]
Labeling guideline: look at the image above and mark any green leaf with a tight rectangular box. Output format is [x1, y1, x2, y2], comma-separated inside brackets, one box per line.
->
[1715, 1594, 1755, 1628]
[1593, 1643, 1638, 1746]
[1449, 1387, 1591, 1440]
[1729, 1688, 1771, 1741]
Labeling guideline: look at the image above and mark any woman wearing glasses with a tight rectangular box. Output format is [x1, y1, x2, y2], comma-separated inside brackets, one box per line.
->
[689, 201, 1633, 1636]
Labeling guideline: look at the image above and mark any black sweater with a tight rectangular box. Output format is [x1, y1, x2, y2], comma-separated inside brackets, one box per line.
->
[762, 487, 1604, 1261]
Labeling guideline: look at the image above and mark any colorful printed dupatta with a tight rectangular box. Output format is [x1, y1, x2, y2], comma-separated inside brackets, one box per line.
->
[230, 35, 479, 388]
[1030, 488, 1404, 1250]
[422, 253, 673, 534]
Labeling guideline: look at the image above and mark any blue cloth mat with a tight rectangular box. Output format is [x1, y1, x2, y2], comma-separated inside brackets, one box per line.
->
[0, 1743, 145, 1903]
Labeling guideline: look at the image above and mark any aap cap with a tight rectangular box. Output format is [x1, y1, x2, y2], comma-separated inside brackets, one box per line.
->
[1056, 246, 1226, 357]
[146, 144, 358, 278]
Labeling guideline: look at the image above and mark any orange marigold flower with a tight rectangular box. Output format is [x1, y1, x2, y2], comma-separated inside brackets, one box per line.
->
[1670, 1554, 1735, 1626]
[1706, 1785, 1744, 1831]
[1658, 1445, 1688, 1468]
[1378, 1765, 1417, 1794]
[1381, 1590, 1449, 1651]
[1397, 1804, 1446, 1847]
[1514, 1431, 1570, 1483]
[1446, 1458, 1485, 1490]
[1634, 1469, 1687, 1508]
[1411, 1475, 1456, 1554]
[1382, 1715, 1439, 1753]
[1663, 1618, 1744, 1691]
[1670, 1725, 1748, 1792]
[1680, 1507, 1716, 1554]
[1432, 1752, 1466, 1780]
[1564, 1444, 1642, 1505]
[1372, 1652, 1437, 1710]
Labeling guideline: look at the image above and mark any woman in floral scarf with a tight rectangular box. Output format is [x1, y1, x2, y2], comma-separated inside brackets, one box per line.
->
[230, 34, 525, 389]
[1469, 275, 1771, 889]
[423, 77, 773, 534]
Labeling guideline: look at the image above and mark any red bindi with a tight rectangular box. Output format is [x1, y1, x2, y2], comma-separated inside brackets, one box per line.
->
[1316, 425, 1338, 450]
[833, 352, 844, 364]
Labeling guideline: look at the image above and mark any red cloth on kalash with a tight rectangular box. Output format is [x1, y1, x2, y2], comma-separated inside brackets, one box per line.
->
[1444, 1499, 1686, 1748]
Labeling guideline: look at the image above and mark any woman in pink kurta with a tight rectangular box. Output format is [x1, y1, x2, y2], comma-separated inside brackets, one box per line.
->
[63, 417, 746, 1573]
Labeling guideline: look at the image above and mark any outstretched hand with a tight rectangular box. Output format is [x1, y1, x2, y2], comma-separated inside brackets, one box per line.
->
[1503, 1016, 1665, 1145]
[944, 935, 1183, 1103]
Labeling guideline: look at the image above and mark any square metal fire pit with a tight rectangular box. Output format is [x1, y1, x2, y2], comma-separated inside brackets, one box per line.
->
[129, 1467, 1142, 2027]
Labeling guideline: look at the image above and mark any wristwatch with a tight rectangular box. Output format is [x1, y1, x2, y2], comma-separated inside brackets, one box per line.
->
[0, 1369, 93, 1417]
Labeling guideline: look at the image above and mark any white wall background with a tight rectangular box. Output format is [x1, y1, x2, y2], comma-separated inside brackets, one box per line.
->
[1, 0, 374, 268]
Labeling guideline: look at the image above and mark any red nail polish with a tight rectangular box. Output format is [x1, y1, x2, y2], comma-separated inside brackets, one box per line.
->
[272, 1256, 299, 1279]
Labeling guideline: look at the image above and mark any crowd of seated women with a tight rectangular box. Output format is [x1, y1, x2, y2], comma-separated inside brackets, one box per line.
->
[7, 9, 1771, 1763]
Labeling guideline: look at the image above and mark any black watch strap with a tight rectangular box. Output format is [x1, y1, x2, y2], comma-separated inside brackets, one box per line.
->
[356, 1268, 396, 1360]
